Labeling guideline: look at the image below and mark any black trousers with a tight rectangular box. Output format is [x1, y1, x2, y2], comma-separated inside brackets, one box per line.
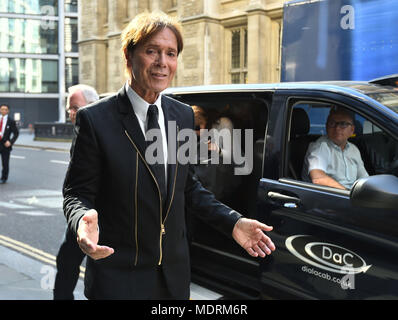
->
[150, 266, 174, 300]
[54, 227, 86, 300]
[55, 230, 174, 300]
[0, 148, 10, 181]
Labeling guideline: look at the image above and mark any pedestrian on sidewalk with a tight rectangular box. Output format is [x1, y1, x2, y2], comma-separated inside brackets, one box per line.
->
[54, 84, 99, 300]
[0, 104, 19, 184]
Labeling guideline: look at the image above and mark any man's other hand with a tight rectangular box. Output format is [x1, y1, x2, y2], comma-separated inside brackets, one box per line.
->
[77, 209, 114, 260]
[232, 218, 275, 258]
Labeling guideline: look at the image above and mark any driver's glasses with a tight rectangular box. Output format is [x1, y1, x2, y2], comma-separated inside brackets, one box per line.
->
[327, 120, 353, 129]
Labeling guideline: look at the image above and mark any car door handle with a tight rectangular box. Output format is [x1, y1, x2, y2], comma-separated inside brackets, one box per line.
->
[267, 191, 301, 208]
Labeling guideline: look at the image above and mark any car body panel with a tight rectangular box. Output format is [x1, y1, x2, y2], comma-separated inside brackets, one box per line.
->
[165, 81, 398, 299]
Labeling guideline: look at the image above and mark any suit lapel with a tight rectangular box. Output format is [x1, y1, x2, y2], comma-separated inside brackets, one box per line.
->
[3, 118, 9, 135]
[2, 118, 11, 139]
[162, 96, 179, 209]
[118, 87, 146, 156]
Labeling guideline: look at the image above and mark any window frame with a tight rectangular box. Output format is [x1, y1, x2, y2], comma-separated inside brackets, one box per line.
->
[229, 26, 248, 84]
[285, 97, 398, 187]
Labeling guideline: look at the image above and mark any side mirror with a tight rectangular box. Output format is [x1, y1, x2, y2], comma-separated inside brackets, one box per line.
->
[350, 174, 398, 209]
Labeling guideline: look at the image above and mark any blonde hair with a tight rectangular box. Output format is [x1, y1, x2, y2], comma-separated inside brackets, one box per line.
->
[121, 11, 183, 77]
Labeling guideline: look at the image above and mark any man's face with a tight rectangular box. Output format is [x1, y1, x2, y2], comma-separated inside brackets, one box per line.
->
[67, 90, 87, 124]
[326, 112, 355, 148]
[0, 105, 9, 117]
[127, 27, 178, 103]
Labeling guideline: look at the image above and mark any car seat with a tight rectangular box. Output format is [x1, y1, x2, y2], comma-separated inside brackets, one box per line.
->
[288, 108, 311, 180]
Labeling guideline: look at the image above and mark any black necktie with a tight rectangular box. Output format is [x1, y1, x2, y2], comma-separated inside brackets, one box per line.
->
[146, 105, 167, 206]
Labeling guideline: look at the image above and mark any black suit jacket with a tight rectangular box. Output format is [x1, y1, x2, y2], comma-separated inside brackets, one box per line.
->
[63, 86, 241, 299]
[0, 117, 19, 152]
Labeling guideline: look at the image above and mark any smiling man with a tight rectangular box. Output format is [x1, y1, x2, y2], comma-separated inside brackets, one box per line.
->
[302, 106, 369, 189]
[63, 11, 275, 300]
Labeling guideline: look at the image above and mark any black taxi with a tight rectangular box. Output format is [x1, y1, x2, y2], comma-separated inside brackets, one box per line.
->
[164, 81, 398, 299]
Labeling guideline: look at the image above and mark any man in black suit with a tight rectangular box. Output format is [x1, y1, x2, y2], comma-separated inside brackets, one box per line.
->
[53, 84, 99, 300]
[0, 104, 19, 184]
[63, 11, 275, 300]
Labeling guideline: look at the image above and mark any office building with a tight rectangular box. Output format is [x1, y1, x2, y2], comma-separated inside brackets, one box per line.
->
[0, 0, 79, 127]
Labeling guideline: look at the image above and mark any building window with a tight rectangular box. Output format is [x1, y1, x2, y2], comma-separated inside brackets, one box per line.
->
[0, 58, 58, 93]
[65, 57, 79, 90]
[0, 0, 58, 15]
[64, 17, 78, 52]
[65, 0, 78, 13]
[230, 27, 248, 84]
[0, 18, 58, 54]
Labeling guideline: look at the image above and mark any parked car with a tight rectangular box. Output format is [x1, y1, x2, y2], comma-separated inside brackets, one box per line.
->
[164, 81, 398, 299]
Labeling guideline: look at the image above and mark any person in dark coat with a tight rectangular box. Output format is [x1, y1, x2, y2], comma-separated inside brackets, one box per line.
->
[0, 104, 19, 184]
[53, 84, 99, 300]
[63, 11, 275, 300]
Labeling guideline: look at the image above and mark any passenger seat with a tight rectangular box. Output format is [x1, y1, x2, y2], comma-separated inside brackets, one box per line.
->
[288, 108, 311, 180]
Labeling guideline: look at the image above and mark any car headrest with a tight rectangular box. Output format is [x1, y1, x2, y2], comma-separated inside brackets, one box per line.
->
[291, 108, 310, 138]
[354, 119, 363, 135]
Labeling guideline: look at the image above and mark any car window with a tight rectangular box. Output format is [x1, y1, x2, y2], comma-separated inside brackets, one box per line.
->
[352, 115, 398, 177]
[287, 102, 331, 181]
[293, 103, 330, 135]
[287, 101, 398, 188]
[168, 92, 270, 218]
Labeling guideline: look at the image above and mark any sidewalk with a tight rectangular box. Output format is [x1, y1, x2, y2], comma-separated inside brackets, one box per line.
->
[0, 244, 219, 300]
[0, 130, 83, 300]
[1, 129, 222, 300]
[14, 129, 71, 152]
[0, 245, 86, 300]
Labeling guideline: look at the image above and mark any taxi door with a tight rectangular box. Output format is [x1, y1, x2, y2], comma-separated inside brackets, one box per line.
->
[257, 91, 398, 299]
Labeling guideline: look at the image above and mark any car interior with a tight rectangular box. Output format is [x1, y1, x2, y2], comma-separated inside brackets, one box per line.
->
[287, 103, 398, 185]
[288, 107, 313, 180]
[169, 92, 270, 218]
[353, 123, 398, 177]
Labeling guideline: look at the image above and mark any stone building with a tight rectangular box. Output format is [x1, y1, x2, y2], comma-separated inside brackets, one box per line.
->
[78, 0, 288, 94]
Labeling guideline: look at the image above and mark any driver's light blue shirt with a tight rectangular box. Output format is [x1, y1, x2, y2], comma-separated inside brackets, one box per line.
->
[302, 136, 369, 189]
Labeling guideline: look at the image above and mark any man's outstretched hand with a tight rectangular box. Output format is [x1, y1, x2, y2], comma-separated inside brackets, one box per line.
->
[77, 212, 274, 260]
[77, 209, 114, 260]
[232, 218, 275, 258]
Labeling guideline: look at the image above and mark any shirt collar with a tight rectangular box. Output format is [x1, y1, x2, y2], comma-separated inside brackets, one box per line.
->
[326, 136, 350, 150]
[125, 82, 162, 122]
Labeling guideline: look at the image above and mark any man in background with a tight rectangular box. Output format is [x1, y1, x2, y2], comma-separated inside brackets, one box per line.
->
[66, 84, 100, 125]
[53, 84, 99, 299]
[0, 104, 19, 184]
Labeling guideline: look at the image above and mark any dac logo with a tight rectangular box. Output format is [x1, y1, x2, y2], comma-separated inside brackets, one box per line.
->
[285, 235, 372, 274]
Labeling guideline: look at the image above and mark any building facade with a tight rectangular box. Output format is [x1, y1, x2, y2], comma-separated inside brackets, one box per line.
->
[0, 0, 79, 127]
[79, 0, 287, 95]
